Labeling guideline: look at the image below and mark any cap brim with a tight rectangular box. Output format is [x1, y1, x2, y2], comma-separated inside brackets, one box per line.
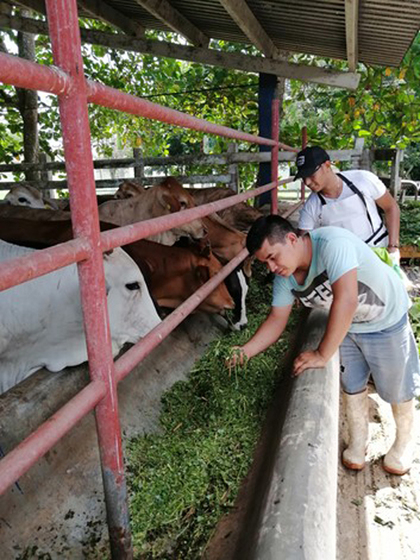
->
[294, 167, 316, 181]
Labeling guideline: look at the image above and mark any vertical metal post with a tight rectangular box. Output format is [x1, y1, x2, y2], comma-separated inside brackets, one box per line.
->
[227, 142, 239, 193]
[39, 152, 55, 199]
[133, 147, 144, 181]
[257, 73, 277, 207]
[44, 1, 133, 558]
[300, 126, 307, 201]
[271, 99, 279, 215]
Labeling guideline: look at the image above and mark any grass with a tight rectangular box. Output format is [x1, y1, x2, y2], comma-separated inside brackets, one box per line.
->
[400, 202, 420, 248]
[126, 263, 299, 559]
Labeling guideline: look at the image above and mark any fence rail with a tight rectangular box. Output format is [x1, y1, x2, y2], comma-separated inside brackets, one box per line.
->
[0, 3, 300, 556]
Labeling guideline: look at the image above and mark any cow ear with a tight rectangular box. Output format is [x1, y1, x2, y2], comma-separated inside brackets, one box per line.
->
[243, 255, 255, 278]
[158, 188, 180, 212]
[196, 265, 210, 283]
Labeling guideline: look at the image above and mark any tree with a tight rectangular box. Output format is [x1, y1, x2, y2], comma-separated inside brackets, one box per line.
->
[281, 33, 420, 152]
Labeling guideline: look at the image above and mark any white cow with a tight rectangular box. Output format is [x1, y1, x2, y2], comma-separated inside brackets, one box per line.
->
[4, 184, 59, 210]
[0, 240, 161, 394]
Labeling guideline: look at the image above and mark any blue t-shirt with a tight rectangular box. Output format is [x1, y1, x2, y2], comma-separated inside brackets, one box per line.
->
[272, 227, 409, 333]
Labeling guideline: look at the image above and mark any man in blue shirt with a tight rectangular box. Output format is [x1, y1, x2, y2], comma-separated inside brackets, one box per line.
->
[229, 215, 419, 475]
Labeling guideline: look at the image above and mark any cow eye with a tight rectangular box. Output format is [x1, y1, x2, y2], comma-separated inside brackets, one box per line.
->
[18, 197, 29, 203]
[126, 281, 141, 291]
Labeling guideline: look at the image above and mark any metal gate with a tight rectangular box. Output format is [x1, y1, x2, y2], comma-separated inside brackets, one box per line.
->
[0, 1, 298, 556]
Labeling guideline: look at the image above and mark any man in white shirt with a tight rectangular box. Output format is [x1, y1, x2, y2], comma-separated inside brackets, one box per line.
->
[295, 146, 401, 261]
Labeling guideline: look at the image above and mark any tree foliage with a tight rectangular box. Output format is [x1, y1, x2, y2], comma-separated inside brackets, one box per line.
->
[282, 33, 420, 156]
[1, 17, 420, 180]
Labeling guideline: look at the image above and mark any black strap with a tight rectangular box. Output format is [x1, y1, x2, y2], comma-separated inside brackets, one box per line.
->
[317, 173, 386, 241]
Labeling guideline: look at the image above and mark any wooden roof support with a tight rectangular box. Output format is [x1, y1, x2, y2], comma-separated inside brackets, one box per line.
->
[218, 0, 277, 58]
[345, 0, 359, 72]
[133, 0, 209, 47]
[0, 13, 361, 90]
[77, 0, 145, 37]
[5, 0, 145, 37]
[5, 0, 46, 14]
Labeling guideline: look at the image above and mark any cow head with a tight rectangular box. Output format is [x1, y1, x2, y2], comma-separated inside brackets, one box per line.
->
[155, 182, 206, 242]
[4, 184, 59, 210]
[114, 180, 145, 199]
[5, 184, 46, 209]
[103, 248, 161, 352]
[190, 252, 235, 314]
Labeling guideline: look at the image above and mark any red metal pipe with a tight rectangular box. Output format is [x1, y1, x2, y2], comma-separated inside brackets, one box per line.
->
[0, 238, 89, 292]
[100, 179, 294, 251]
[45, 1, 132, 556]
[0, 51, 71, 96]
[87, 80, 280, 148]
[0, 380, 106, 495]
[271, 99, 280, 214]
[0, 247, 244, 495]
[115, 248, 248, 381]
[300, 126, 308, 201]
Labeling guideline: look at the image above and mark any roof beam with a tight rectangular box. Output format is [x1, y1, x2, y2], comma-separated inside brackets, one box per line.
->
[218, 0, 277, 58]
[77, 0, 145, 37]
[0, 13, 361, 90]
[133, 0, 208, 47]
[5, 0, 46, 14]
[345, 0, 359, 71]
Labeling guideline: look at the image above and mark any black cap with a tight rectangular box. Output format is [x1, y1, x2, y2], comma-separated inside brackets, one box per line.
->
[294, 146, 330, 180]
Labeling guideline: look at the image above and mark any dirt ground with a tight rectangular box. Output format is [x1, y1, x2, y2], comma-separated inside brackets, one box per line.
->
[337, 264, 420, 560]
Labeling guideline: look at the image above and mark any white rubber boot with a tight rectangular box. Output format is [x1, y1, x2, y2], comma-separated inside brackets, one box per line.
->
[342, 390, 369, 471]
[383, 400, 415, 476]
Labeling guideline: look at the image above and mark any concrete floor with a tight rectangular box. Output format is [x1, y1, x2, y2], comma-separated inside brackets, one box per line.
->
[337, 389, 420, 560]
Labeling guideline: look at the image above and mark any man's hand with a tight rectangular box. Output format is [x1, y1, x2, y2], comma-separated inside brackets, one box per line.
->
[293, 350, 327, 376]
[225, 346, 249, 374]
[388, 248, 401, 266]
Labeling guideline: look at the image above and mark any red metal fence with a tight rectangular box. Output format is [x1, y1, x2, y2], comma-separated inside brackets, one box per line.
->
[0, 2, 299, 557]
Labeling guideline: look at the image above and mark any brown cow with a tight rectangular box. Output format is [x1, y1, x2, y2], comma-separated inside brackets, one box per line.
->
[144, 177, 247, 263]
[184, 186, 263, 232]
[116, 178, 261, 232]
[98, 182, 206, 245]
[0, 214, 234, 314]
[114, 180, 145, 199]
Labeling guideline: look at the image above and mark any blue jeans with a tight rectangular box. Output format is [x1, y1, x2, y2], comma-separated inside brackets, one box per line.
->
[339, 313, 420, 403]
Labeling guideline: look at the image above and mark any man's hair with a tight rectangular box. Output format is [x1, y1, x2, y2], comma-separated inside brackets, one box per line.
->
[246, 215, 298, 255]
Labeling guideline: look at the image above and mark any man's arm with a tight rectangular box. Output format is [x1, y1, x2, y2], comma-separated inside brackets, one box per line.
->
[375, 191, 400, 252]
[243, 304, 293, 359]
[227, 304, 293, 368]
[293, 269, 358, 375]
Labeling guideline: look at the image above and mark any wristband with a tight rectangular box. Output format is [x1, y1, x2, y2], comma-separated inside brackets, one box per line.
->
[388, 244, 400, 249]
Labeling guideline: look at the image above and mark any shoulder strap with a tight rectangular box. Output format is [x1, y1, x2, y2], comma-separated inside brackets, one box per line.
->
[317, 192, 327, 206]
[337, 172, 375, 232]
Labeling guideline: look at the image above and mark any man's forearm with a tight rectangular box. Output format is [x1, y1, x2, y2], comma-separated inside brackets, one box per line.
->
[385, 205, 400, 248]
[243, 308, 290, 359]
[318, 298, 357, 361]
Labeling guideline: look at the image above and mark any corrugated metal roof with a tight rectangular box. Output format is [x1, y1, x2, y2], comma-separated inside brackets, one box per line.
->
[79, 0, 420, 67]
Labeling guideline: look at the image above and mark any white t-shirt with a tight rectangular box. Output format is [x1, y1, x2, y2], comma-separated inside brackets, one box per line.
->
[298, 170, 387, 233]
[272, 227, 409, 334]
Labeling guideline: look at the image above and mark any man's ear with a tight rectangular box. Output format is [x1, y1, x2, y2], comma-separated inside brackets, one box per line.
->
[287, 232, 298, 245]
